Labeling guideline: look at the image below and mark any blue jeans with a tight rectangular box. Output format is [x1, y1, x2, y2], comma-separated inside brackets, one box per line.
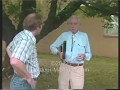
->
[10, 73, 35, 90]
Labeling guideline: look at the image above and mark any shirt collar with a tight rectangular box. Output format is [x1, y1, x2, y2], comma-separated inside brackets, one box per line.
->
[24, 29, 36, 44]
[70, 31, 80, 37]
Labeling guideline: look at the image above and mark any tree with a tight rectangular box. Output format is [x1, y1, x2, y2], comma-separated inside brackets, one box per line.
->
[2, 0, 118, 78]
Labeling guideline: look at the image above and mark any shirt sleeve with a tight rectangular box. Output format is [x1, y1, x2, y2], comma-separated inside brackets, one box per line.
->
[84, 33, 92, 61]
[6, 41, 14, 52]
[50, 33, 65, 55]
[11, 39, 32, 63]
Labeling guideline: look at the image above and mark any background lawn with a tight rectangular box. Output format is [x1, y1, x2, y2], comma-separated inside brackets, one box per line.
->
[2, 54, 118, 89]
[36, 54, 118, 89]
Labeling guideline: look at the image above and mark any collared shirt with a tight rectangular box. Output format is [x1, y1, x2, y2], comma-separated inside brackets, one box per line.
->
[50, 31, 92, 64]
[6, 29, 40, 78]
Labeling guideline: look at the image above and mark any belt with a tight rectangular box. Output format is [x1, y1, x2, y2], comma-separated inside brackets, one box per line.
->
[64, 61, 83, 66]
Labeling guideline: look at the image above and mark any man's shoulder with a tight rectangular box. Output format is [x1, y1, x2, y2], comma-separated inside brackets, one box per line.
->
[79, 31, 87, 34]
[79, 31, 88, 36]
[61, 31, 71, 35]
[15, 31, 31, 41]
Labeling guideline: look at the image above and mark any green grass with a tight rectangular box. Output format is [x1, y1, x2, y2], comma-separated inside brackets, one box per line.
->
[36, 54, 118, 89]
[84, 56, 118, 89]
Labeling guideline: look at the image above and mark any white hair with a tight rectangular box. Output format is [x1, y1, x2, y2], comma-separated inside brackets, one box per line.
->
[67, 15, 80, 24]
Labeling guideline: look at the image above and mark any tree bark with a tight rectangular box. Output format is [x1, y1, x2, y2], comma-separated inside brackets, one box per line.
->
[2, 12, 17, 78]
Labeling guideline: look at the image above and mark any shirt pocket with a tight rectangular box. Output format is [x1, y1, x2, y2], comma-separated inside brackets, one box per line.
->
[77, 43, 86, 53]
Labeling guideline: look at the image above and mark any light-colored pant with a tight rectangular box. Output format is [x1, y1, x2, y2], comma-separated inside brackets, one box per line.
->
[10, 73, 36, 90]
[58, 63, 84, 89]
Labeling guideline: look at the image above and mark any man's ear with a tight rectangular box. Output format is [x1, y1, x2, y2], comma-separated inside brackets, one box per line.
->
[39, 25, 42, 29]
[36, 26, 41, 30]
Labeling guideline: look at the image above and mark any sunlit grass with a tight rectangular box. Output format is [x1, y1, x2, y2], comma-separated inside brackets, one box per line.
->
[36, 54, 118, 89]
[2, 54, 118, 89]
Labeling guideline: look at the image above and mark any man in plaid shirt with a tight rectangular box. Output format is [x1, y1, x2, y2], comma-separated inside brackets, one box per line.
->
[6, 13, 43, 90]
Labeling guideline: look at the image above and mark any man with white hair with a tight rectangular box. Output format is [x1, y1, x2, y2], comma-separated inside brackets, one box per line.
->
[50, 15, 92, 89]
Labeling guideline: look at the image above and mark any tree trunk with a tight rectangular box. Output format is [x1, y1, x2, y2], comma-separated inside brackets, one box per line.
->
[2, 12, 17, 78]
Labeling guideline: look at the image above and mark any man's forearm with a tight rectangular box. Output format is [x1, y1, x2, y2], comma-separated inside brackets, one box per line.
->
[85, 53, 92, 61]
[10, 58, 31, 79]
[10, 58, 36, 89]
[50, 45, 59, 55]
[7, 50, 32, 79]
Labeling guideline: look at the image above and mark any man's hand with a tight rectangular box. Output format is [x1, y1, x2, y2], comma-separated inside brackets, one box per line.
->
[57, 51, 63, 60]
[26, 77, 36, 89]
[10, 58, 36, 89]
[23, 74, 36, 89]
[77, 54, 86, 61]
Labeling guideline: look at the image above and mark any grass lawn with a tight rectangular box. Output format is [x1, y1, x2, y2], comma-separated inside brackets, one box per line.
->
[2, 54, 118, 89]
[36, 54, 118, 89]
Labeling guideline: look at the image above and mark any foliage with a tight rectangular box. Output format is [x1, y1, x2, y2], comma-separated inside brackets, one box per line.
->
[3, 0, 22, 28]
[3, 0, 22, 15]
[3, 0, 38, 29]
[79, 0, 118, 29]
[80, 0, 118, 21]
[3, 0, 118, 29]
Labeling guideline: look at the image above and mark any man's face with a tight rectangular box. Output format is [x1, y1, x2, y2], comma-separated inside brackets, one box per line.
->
[36, 24, 44, 35]
[37, 26, 42, 35]
[69, 18, 79, 33]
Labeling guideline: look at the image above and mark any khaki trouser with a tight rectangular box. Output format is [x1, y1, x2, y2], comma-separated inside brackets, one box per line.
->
[58, 63, 84, 89]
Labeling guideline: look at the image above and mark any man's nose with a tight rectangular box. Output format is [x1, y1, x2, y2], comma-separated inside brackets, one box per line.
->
[71, 25, 74, 28]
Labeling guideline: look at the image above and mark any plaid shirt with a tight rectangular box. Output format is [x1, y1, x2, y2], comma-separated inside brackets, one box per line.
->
[7, 29, 40, 78]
